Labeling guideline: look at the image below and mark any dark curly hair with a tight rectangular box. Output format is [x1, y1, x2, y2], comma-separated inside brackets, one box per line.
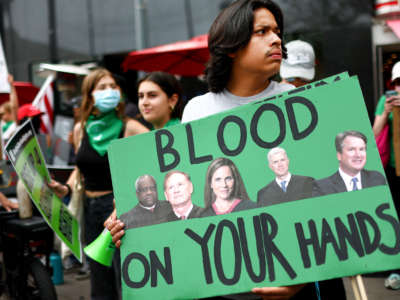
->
[205, 0, 286, 93]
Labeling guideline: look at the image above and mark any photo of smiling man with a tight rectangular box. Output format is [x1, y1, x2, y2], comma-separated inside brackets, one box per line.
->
[312, 130, 386, 196]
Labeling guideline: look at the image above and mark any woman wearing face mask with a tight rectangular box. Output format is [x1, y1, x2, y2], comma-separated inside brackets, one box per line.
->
[105, 71, 184, 239]
[49, 68, 148, 300]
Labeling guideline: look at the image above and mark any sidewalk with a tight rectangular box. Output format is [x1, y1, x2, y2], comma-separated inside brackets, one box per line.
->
[55, 271, 400, 300]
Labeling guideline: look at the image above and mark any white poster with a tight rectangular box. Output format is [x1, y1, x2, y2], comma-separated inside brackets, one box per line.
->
[0, 34, 10, 93]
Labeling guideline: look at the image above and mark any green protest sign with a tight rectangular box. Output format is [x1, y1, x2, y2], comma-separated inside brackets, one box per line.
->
[109, 75, 400, 299]
[5, 120, 81, 260]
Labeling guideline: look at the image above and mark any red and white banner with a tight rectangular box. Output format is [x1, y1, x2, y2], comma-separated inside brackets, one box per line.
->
[375, 0, 400, 16]
[32, 75, 55, 134]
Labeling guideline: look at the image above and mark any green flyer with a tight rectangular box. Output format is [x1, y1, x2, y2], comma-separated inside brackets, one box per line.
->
[5, 120, 81, 261]
[109, 74, 400, 299]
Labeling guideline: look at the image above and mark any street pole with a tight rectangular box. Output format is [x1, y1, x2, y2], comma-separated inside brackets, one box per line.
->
[184, 0, 194, 39]
[48, 0, 58, 63]
[134, 0, 147, 50]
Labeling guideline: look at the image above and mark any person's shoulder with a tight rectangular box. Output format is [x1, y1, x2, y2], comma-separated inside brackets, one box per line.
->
[200, 206, 215, 217]
[236, 199, 258, 210]
[158, 200, 172, 209]
[258, 179, 275, 193]
[313, 172, 339, 189]
[120, 204, 139, 219]
[191, 204, 206, 218]
[268, 81, 295, 94]
[124, 118, 149, 136]
[362, 169, 386, 183]
[182, 92, 216, 123]
[292, 174, 314, 182]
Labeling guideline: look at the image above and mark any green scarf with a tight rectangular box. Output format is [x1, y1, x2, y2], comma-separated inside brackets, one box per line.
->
[86, 111, 123, 156]
[2, 121, 13, 133]
[151, 118, 180, 130]
[165, 118, 180, 127]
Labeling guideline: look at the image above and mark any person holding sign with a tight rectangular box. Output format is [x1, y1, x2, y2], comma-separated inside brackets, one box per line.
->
[49, 68, 148, 300]
[373, 61, 400, 216]
[257, 147, 314, 207]
[110, 0, 343, 298]
[202, 157, 256, 216]
[120, 174, 173, 229]
[181, 0, 324, 299]
[106, 71, 185, 226]
[312, 130, 386, 196]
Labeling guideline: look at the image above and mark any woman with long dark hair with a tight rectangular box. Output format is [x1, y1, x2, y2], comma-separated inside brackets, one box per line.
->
[202, 157, 256, 216]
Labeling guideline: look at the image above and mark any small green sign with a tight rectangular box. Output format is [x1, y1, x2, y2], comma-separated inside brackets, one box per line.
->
[5, 120, 81, 261]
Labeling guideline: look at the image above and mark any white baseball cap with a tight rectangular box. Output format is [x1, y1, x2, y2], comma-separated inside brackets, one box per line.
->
[280, 40, 315, 81]
[392, 61, 400, 82]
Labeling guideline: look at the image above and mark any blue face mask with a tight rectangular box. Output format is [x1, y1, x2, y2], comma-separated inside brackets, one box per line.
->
[93, 89, 121, 113]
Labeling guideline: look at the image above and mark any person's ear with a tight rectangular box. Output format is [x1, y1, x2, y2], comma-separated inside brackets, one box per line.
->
[337, 152, 342, 162]
[168, 94, 179, 111]
[164, 191, 169, 201]
[189, 182, 193, 194]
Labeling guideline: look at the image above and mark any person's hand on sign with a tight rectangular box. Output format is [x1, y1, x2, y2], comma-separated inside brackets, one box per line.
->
[252, 284, 305, 300]
[0, 192, 18, 211]
[48, 179, 71, 199]
[105, 205, 125, 248]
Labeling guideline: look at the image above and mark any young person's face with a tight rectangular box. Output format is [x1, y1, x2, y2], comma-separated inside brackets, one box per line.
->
[231, 8, 282, 78]
[138, 80, 178, 129]
[93, 75, 119, 93]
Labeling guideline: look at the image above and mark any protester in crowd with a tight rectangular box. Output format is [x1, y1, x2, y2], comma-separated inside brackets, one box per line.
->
[137, 71, 183, 129]
[279, 40, 316, 88]
[182, 1, 346, 299]
[202, 157, 256, 216]
[0, 191, 18, 211]
[257, 147, 314, 207]
[48, 68, 148, 300]
[0, 74, 19, 150]
[105, 71, 184, 227]
[372, 62, 400, 289]
[110, 0, 344, 298]
[373, 61, 400, 211]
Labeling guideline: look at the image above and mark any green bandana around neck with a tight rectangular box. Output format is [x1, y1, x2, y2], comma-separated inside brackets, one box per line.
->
[86, 110, 123, 156]
[2, 121, 13, 133]
[150, 118, 180, 130]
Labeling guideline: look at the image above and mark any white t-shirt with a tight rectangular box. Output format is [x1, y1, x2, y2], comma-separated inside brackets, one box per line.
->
[182, 81, 294, 122]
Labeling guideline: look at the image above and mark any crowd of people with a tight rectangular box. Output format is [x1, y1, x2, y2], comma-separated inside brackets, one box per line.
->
[0, 0, 399, 299]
